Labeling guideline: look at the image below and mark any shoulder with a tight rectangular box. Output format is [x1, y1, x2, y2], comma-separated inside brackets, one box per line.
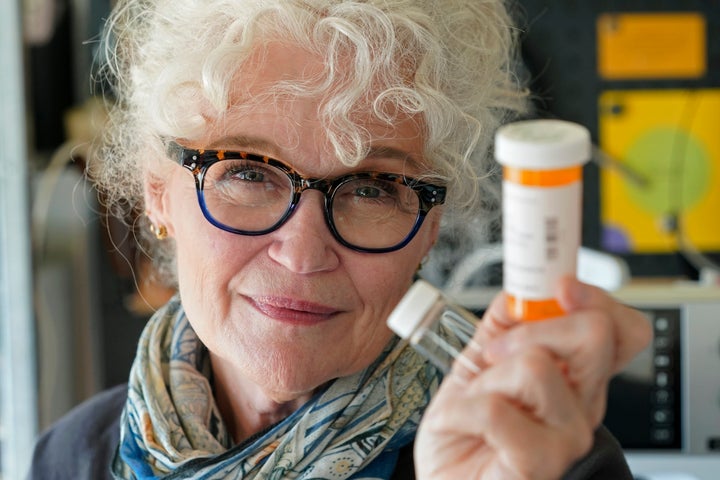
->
[562, 425, 634, 480]
[28, 384, 128, 480]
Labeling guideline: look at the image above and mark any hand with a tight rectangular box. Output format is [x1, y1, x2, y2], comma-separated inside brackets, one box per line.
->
[414, 277, 652, 480]
[479, 276, 652, 425]
[415, 345, 594, 480]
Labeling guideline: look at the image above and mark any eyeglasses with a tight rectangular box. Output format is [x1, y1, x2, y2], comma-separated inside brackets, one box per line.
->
[167, 141, 446, 253]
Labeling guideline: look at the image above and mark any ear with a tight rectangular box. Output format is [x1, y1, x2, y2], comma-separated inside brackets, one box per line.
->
[143, 171, 173, 237]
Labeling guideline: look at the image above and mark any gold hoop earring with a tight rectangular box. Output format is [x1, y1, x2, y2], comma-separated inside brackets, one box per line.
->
[150, 223, 168, 240]
[416, 257, 428, 273]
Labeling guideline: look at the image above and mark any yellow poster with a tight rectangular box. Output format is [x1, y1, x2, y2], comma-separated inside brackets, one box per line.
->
[599, 89, 720, 253]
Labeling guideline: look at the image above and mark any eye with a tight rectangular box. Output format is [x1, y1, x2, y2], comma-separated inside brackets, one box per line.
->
[354, 185, 382, 198]
[233, 169, 264, 182]
[217, 160, 277, 185]
[206, 159, 290, 198]
[352, 178, 399, 199]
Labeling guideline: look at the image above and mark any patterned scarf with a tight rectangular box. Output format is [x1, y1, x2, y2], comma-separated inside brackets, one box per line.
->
[112, 296, 451, 479]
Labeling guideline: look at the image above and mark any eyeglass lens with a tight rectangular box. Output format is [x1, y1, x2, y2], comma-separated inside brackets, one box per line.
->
[201, 159, 422, 250]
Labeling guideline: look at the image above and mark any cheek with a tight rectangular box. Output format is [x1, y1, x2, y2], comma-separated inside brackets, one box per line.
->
[353, 251, 420, 321]
[168, 179, 239, 286]
[174, 224, 222, 287]
[168, 191, 251, 327]
[173, 234, 227, 333]
[172, 230, 268, 366]
[174, 229, 260, 301]
[352, 225, 438, 329]
[330, 257, 417, 375]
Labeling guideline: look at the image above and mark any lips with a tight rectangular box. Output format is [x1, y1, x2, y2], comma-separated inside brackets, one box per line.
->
[245, 295, 341, 325]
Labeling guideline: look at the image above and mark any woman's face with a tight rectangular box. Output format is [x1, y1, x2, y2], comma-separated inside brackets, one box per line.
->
[147, 43, 441, 402]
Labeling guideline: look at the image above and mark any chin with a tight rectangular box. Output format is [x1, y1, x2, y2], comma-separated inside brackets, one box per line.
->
[249, 356, 333, 400]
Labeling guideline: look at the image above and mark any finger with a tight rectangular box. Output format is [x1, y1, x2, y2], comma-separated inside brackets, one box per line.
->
[473, 277, 651, 426]
[432, 349, 593, 479]
[452, 290, 514, 380]
[483, 309, 615, 385]
[449, 337, 486, 384]
[481, 309, 615, 424]
[480, 277, 652, 374]
[445, 347, 585, 429]
[479, 290, 520, 336]
[474, 347, 586, 428]
[480, 394, 591, 480]
[555, 276, 653, 373]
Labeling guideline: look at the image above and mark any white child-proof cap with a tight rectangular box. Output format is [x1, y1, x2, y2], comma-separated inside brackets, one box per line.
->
[495, 119, 591, 170]
[387, 279, 442, 339]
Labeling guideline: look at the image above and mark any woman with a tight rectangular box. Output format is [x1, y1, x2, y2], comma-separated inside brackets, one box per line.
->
[30, 0, 651, 478]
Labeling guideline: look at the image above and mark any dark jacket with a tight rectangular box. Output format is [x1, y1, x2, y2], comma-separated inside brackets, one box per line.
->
[29, 384, 633, 479]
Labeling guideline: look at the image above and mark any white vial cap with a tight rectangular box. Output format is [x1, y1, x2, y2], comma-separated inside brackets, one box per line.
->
[495, 119, 591, 170]
[387, 280, 442, 339]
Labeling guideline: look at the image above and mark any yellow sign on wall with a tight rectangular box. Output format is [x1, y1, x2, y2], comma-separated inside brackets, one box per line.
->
[597, 13, 706, 79]
[599, 89, 720, 253]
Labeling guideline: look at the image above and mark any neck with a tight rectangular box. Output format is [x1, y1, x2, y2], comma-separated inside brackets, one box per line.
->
[210, 354, 314, 444]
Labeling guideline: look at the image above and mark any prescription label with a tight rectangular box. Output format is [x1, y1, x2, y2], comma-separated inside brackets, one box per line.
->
[503, 180, 582, 300]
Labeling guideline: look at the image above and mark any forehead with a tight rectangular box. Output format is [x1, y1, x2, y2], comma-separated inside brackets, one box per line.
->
[200, 42, 427, 173]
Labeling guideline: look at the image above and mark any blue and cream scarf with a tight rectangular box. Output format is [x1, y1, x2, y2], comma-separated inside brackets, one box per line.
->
[112, 296, 449, 479]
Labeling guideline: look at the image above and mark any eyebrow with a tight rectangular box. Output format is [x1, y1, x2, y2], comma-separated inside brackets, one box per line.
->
[206, 135, 278, 154]
[205, 135, 422, 169]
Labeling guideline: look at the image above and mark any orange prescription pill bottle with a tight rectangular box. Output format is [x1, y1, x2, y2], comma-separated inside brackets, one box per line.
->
[494, 119, 591, 321]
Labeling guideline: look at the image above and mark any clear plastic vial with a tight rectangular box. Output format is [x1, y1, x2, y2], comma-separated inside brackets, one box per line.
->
[387, 279, 481, 374]
[495, 119, 591, 321]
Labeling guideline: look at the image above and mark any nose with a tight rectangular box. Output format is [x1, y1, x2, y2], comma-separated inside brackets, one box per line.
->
[267, 190, 341, 274]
